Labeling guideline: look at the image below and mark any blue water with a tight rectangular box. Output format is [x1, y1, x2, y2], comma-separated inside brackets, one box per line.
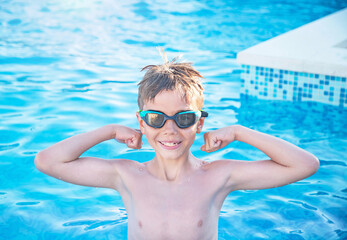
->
[1, 0, 347, 239]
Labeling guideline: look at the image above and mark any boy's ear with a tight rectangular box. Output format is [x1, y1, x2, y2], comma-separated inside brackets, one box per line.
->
[196, 117, 205, 134]
[136, 112, 145, 134]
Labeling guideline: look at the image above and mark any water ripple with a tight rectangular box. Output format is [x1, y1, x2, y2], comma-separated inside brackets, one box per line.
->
[15, 201, 40, 206]
[63, 216, 128, 231]
[288, 200, 318, 211]
[8, 19, 22, 25]
[132, 2, 156, 20]
[320, 160, 347, 167]
[335, 230, 347, 239]
[123, 39, 164, 47]
[309, 191, 329, 196]
[321, 213, 334, 224]
[99, 80, 136, 84]
[0, 57, 60, 65]
[0, 143, 20, 151]
[332, 195, 347, 201]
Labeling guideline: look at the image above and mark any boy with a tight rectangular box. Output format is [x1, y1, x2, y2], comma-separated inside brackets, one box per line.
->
[35, 53, 319, 240]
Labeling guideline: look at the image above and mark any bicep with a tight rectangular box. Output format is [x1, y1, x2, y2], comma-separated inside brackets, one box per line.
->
[39, 157, 122, 189]
[227, 160, 309, 191]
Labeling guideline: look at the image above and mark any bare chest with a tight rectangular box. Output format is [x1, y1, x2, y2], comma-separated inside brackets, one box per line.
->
[121, 175, 226, 240]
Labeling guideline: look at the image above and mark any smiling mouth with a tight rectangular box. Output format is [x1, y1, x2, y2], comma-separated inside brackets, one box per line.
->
[159, 141, 182, 147]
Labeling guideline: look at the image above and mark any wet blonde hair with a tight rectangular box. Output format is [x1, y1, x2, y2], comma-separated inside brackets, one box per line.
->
[138, 49, 204, 110]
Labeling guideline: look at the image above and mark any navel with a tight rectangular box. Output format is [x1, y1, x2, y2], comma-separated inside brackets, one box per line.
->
[138, 221, 143, 228]
[197, 220, 203, 227]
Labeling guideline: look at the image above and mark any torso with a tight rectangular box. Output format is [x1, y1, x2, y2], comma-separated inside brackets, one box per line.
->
[114, 160, 233, 240]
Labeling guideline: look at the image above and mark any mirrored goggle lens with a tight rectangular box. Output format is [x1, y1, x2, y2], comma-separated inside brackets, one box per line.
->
[146, 112, 165, 127]
[143, 111, 199, 128]
[176, 112, 197, 127]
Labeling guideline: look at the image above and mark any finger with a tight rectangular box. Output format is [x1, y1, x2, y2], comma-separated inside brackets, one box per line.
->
[200, 144, 206, 152]
[207, 138, 222, 153]
[135, 132, 143, 149]
[204, 132, 219, 152]
[134, 129, 142, 134]
[126, 138, 136, 149]
[134, 136, 142, 149]
[212, 140, 222, 151]
[127, 134, 142, 149]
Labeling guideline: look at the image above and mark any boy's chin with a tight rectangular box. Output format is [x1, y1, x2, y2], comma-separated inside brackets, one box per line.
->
[154, 147, 189, 160]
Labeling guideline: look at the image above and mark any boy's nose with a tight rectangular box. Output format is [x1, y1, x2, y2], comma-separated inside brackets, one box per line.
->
[162, 119, 178, 133]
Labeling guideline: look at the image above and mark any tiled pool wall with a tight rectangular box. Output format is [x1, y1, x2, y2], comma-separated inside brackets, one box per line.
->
[240, 65, 347, 107]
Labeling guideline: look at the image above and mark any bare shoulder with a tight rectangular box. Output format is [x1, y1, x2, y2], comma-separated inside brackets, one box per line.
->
[198, 159, 241, 187]
[200, 159, 254, 191]
[200, 159, 242, 171]
[110, 158, 149, 180]
[110, 158, 145, 172]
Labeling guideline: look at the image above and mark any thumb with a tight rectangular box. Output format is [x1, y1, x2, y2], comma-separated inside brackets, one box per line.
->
[200, 144, 206, 151]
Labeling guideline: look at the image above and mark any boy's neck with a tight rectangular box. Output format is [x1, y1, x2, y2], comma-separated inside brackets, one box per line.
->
[147, 152, 201, 182]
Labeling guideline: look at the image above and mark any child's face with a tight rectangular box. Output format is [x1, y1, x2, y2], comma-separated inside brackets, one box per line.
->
[136, 90, 205, 161]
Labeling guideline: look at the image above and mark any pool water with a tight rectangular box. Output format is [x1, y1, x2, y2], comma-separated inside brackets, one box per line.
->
[1, 0, 347, 239]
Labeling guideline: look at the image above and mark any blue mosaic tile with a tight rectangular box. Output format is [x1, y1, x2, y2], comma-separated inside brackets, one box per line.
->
[240, 65, 347, 107]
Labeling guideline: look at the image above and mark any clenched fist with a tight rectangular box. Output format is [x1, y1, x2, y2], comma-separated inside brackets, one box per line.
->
[112, 125, 143, 149]
[201, 125, 238, 153]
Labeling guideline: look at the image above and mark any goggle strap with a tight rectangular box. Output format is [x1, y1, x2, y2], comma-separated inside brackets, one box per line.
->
[201, 111, 208, 117]
[139, 110, 208, 116]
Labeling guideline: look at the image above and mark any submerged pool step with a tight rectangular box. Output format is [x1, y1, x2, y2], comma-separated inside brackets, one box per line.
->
[237, 8, 347, 107]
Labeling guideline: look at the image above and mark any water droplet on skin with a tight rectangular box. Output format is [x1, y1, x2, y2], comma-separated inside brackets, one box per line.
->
[200, 161, 208, 170]
[200, 161, 207, 166]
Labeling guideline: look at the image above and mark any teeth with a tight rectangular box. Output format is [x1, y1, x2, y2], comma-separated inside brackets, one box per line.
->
[161, 142, 179, 146]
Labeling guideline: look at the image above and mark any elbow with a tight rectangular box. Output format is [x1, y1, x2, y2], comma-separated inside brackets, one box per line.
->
[34, 151, 49, 173]
[305, 154, 320, 177]
[312, 155, 320, 173]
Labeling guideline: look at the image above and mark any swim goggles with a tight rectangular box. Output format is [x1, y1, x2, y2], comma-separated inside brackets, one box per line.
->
[139, 110, 208, 129]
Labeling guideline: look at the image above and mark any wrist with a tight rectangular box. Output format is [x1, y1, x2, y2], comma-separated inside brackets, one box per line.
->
[103, 124, 119, 140]
[232, 125, 244, 142]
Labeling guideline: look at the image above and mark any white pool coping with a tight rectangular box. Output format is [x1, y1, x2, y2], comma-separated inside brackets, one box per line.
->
[237, 8, 347, 78]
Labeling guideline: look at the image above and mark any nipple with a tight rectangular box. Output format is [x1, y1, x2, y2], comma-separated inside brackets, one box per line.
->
[197, 220, 203, 227]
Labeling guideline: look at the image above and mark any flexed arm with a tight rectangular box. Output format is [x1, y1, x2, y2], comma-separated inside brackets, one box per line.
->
[201, 125, 319, 190]
[35, 124, 142, 189]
